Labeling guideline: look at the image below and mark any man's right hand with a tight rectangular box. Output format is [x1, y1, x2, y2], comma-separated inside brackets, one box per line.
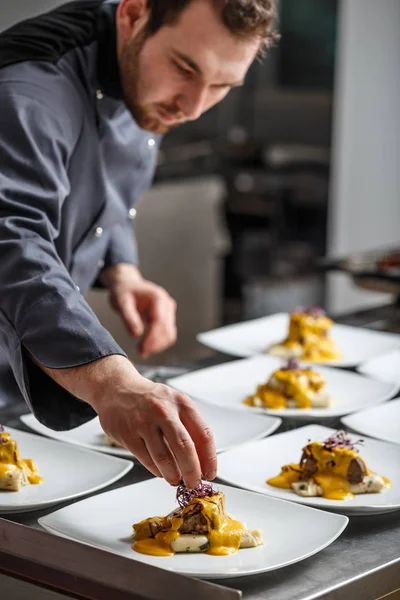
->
[36, 354, 217, 488]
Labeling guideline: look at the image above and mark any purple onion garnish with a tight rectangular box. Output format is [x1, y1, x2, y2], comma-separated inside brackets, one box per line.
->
[282, 358, 301, 371]
[323, 430, 364, 451]
[176, 479, 217, 509]
[308, 305, 326, 318]
[292, 306, 326, 318]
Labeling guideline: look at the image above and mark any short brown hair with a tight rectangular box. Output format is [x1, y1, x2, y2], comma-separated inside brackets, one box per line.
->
[146, 0, 279, 56]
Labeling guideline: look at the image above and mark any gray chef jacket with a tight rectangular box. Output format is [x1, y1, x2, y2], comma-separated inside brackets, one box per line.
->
[0, 0, 161, 428]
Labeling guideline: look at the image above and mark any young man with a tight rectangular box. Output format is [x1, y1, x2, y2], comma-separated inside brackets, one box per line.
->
[0, 0, 277, 487]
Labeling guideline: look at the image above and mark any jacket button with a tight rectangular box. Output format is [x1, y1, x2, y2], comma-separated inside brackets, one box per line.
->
[148, 138, 155, 148]
[95, 226, 104, 237]
[75, 285, 80, 292]
[128, 208, 137, 220]
[98, 259, 105, 269]
[96, 89, 104, 100]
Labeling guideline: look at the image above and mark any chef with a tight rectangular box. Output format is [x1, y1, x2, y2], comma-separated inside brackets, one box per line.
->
[0, 0, 277, 487]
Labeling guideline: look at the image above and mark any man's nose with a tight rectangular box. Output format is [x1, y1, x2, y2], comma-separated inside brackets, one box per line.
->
[176, 84, 208, 121]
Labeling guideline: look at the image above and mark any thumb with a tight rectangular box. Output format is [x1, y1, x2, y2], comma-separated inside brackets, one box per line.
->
[113, 293, 145, 337]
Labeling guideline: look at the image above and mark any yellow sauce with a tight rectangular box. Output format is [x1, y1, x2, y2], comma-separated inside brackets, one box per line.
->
[132, 493, 245, 557]
[244, 368, 326, 410]
[272, 312, 342, 362]
[267, 441, 390, 501]
[267, 464, 302, 489]
[383, 476, 392, 488]
[0, 432, 43, 486]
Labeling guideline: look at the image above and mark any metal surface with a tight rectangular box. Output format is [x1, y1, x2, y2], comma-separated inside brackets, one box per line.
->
[0, 519, 241, 600]
[1, 304, 400, 600]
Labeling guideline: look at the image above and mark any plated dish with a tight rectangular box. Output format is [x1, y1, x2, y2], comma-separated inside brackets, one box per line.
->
[216, 425, 400, 515]
[167, 355, 398, 420]
[268, 307, 342, 362]
[0, 427, 132, 514]
[267, 430, 390, 501]
[21, 404, 281, 456]
[39, 478, 348, 579]
[0, 424, 43, 491]
[197, 312, 400, 367]
[341, 398, 400, 446]
[244, 358, 332, 410]
[132, 481, 263, 557]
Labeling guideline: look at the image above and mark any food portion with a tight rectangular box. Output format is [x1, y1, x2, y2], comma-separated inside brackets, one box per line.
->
[104, 434, 123, 449]
[244, 359, 331, 410]
[132, 481, 263, 556]
[0, 425, 43, 491]
[268, 306, 342, 362]
[267, 430, 391, 501]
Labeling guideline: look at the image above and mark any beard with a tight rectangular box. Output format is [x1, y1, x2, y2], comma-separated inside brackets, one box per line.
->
[119, 30, 184, 135]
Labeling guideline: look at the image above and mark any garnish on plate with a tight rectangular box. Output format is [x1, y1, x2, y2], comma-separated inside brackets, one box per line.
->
[176, 479, 217, 508]
[267, 306, 342, 362]
[132, 479, 263, 557]
[323, 430, 364, 451]
[0, 425, 43, 491]
[267, 430, 390, 501]
[244, 358, 330, 410]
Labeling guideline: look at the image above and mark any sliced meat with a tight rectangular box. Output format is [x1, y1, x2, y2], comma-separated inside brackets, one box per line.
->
[300, 451, 318, 479]
[179, 504, 208, 535]
[347, 458, 366, 484]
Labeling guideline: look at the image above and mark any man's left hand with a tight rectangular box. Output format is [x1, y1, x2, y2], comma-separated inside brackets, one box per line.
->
[100, 263, 177, 358]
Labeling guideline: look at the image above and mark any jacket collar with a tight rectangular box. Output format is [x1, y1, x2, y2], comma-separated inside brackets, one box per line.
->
[97, 0, 123, 100]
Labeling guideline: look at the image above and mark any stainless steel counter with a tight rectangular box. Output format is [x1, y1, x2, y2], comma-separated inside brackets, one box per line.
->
[1, 303, 400, 599]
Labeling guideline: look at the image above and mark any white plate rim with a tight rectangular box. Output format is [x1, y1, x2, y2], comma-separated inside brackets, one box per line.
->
[19, 414, 134, 458]
[216, 424, 400, 515]
[197, 313, 400, 366]
[38, 479, 349, 579]
[166, 355, 399, 419]
[0, 426, 133, 513]
[20, 409, 282, 455]
[341, 397, 400, 446]
[357, 349, 400, 385]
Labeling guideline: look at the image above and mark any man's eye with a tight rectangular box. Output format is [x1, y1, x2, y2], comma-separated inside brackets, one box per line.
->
[174, 62, 192, 77]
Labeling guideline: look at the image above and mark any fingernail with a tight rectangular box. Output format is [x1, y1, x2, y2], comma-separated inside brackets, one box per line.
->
[205, 471, 217, 481]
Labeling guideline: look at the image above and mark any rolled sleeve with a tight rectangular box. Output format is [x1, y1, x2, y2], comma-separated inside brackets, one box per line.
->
[104, 219, 139, 267]
[0, 87, 126, 429]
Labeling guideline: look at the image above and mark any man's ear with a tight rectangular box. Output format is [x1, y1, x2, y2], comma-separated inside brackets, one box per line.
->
[116, 0, 149, 42]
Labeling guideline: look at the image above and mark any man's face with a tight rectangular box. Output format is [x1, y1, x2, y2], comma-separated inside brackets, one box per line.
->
[118, 0, 260, 134]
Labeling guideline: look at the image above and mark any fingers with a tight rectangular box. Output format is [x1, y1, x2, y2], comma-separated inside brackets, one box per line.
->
[126, 437, 163, 479]
[140, 291, 177, 357]
[159, 417, 202, 489]
[113, 292, 144, 337]
[179, 401, 218, 482]
[144, 428, 182, 486]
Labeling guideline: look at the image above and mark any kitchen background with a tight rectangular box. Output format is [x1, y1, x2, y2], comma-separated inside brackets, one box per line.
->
[1, 0, 399, 364]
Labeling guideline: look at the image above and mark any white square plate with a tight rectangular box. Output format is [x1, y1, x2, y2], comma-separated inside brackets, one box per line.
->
[38, 478, 348, 580]
[341, 398, 400, 446]
[167, 356, 398, 419]
[197, 313, 400, 367]
[0, 427, 132, 514]
[357, 349, 400, 385]
[20, 403, 281, 456]
[217, 425, 400, 515]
